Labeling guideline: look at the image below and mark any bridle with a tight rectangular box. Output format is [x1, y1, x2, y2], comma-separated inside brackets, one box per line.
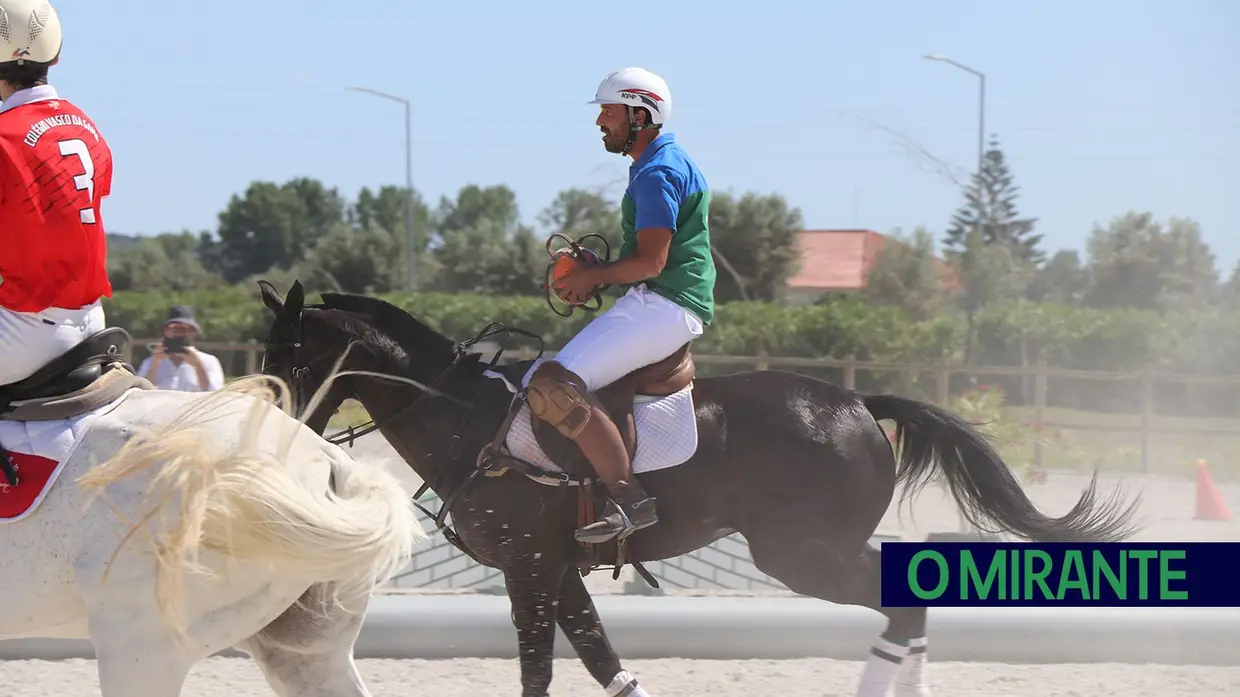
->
[261, 306, 546, 560]
[262, 307, 472, 447]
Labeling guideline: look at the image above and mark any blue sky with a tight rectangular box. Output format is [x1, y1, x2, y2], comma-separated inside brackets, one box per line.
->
[50, 0, 1239, 270]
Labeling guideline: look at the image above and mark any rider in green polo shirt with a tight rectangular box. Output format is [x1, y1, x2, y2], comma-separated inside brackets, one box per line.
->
[524, 66, 717, 545]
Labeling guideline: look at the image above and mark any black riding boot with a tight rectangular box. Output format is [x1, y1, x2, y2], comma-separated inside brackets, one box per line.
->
[575, 479, 659, 544]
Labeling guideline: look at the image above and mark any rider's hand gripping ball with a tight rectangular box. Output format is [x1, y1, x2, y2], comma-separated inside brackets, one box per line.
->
[549, 246, 602, 301]
[543, 233, 611, 317]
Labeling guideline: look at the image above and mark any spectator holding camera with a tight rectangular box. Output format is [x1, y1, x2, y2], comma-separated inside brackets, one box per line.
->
[136, 305, 224, 392]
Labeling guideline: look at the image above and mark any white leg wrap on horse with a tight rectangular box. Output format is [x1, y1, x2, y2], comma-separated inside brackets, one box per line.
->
[856, 635, 910, 697]
[606, 670, 648, 697]
[895, 636, 931, 697]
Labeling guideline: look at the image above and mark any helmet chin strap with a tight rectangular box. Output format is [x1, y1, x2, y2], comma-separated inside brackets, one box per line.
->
[619, 105, 657, 157]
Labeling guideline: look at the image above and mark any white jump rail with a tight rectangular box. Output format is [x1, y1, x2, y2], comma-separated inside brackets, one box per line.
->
[3, 595, 1237, 665]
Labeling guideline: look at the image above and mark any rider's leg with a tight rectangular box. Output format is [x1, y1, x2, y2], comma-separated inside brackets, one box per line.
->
[0, 300, 106, 384]
[527, 285, 702, 543]
[0, 301, 106, 486]
[529, 361, 653, 542]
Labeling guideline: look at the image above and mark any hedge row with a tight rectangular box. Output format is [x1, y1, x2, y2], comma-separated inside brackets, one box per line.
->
[102, 288, 1240, 416]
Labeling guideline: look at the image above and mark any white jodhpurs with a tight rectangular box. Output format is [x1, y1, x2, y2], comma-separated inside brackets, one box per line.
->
[0, 300, 107, 385]
[530, 284, 704, 392]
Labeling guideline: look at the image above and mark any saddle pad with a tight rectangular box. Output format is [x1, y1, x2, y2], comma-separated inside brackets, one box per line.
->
[0, 386, 142, 523]
[503, 383, 699, 478]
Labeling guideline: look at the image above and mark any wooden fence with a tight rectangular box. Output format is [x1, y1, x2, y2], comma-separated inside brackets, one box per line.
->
[129, 339, 1240, 474]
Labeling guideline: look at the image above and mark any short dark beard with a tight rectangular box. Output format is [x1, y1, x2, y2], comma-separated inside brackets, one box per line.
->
[602, 129, 627, 154]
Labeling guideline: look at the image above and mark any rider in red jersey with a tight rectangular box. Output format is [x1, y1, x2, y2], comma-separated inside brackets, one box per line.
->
[0, 1, 115, 385]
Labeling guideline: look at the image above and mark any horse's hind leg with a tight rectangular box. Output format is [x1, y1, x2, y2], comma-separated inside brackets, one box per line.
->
[555, 567, 652, 696]
[243, 583, 373, 697]
[747, 535, 929, 697]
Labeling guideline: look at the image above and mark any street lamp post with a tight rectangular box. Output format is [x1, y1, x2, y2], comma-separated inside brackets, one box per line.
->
[922, 54, 986, 177]
[346, 85, 416, 291]
[923, 55, 989, 534]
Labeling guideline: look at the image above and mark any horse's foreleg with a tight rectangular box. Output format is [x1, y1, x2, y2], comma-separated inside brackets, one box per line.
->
[505, 558, 568, 697]
[894, 634, 931, 697]
[89, 612, 193, 697]
[95, 653, 192, 697]
[555, 568, 651, 696]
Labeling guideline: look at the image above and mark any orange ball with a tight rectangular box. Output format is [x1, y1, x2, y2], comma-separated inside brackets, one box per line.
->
[548, 247, 602, 304]
[550, 253, 578, 287]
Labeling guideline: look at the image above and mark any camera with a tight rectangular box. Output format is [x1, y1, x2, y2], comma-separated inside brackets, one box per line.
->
[163, 337, 189, 354]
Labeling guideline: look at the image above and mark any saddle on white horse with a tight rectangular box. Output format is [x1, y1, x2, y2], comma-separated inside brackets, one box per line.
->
[0, 328, 152, 515]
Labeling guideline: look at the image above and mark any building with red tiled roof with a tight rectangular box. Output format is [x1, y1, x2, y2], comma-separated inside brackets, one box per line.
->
[785, 229, 955, 304]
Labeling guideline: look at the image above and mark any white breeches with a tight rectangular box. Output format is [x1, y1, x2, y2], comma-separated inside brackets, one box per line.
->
[0, 300, 107, 385]
[530, 284, 704, 392]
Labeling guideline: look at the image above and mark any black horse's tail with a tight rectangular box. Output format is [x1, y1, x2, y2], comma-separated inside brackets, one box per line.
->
[863, 393, 1142, 542]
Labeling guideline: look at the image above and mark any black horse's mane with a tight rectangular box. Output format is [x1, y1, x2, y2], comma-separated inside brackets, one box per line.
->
[312, 292, 487, 376]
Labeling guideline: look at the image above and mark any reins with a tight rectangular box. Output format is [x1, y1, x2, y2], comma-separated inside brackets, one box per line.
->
[267, 310, 547, 563]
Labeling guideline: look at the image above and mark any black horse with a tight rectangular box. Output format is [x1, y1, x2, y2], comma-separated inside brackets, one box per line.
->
[257, 280, 1141, 697]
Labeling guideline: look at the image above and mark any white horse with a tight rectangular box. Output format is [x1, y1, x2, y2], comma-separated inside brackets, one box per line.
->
[0, 373, 424, 696]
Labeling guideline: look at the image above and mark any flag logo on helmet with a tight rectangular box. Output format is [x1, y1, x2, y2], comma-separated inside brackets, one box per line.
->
[619, 88, 664, 113]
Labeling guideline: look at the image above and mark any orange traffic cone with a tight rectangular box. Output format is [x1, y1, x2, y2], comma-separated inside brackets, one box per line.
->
[1194, 460, 1232, 521]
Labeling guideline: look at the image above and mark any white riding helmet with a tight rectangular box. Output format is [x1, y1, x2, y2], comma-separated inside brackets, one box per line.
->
[0, 0, 62, 66]
[588, 67, 673, 126]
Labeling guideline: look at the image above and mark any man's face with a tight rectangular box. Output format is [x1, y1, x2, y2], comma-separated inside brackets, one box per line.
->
[163, 322, 196, 339]
[596, 104, 630, 154]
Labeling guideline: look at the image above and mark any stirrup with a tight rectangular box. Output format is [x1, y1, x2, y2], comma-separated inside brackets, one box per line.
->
[575, 499, 655, 544]
[575, 516, 631, 545]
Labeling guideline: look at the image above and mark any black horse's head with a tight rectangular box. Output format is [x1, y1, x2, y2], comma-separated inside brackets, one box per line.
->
[258, 279, 352, 433]
[257, 279, 480, 435]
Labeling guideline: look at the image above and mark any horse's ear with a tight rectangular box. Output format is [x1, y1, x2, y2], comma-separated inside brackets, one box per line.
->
[285, 280, 306, 317]
[258, 280, 283, 316]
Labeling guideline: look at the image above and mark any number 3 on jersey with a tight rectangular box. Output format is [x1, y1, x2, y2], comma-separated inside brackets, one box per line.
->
[57, 137, 96, 225]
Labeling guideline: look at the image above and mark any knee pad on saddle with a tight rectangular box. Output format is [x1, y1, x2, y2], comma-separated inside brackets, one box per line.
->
[526, 363, 597, 440]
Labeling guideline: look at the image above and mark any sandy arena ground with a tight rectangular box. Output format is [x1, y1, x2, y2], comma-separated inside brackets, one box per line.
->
[9, 439, 1238, 695]
[6, 656, 1239, 696]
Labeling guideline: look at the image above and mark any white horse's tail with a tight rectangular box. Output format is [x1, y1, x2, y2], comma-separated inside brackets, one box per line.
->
[78, 375, 423, 633]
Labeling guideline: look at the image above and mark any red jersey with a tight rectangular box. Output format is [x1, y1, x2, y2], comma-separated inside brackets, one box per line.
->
[0, 87, 113, 313]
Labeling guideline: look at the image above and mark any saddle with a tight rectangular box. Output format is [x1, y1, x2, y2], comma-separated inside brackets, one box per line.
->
[0, 327, 146, 485]
[510, 342, 695, 479]
[0, 327, 133, 408]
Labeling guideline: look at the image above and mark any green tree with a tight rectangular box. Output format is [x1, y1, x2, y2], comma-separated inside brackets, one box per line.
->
[941, 134, 1042, 363]
[942, 135, 1044, 266]
[429, 184, 542, 295]
[950, 227, 1032, 364]
[862, 226, 955, 321]
[350, 185, 428, 240]
[349, 184, 433, 285]
[1083, 211, 1217, 312]
[1219, 261, 1240, 311]
[203, 178, 346, 283]
[1157, 217, 1218, 311]
[1026, 249, 1090, 306]
[707, 191, 804, 302]
[297, 222, 405, 293]
[537, 187, 621, 257]
[108, 231, 225, 292]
